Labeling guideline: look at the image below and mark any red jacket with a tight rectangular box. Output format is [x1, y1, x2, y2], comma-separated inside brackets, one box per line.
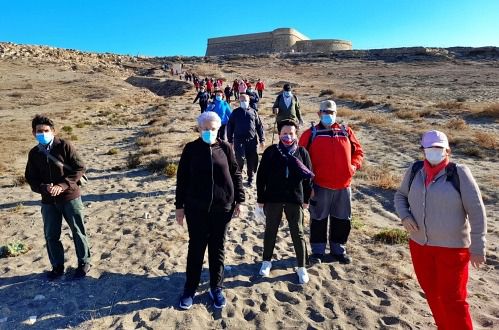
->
[298, 123, 364, 189]
[256, 81, 265, 91]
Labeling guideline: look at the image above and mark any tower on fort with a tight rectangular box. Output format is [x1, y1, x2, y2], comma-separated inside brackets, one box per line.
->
[205, 28, 352, 56]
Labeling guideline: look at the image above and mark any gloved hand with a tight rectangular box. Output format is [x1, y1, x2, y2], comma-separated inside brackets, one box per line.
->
[255, 204, 266, 223]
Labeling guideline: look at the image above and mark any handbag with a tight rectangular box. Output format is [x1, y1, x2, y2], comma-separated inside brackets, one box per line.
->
[37, 145, 88, 186]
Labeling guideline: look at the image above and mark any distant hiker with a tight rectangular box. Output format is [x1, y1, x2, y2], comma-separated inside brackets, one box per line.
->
[25, 115, 91, 280]
[206, 89, 232, 140]
[176, 111, 245, 310]
[238, 79, 247, 95]
[227, 93, 265, 186]
[394, 130, 487, 330]
[256, 119, 313, 284]
[224, 85, 233, 103]
[256, 79, 265, 98]
[245, 84, 260, 111]
[194, 78, 200, 92]
[298, 100, 364, 264]
[232, 79, 240, 100]
[193, 85, 210, 113]
[272, 83, 303, 125]
[206, 79, 214, 94]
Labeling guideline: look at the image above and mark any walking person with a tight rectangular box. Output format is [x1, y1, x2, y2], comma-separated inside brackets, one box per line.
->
[257, 119, 314, 284]
[25, 115, 91, 280]
[192, 85, 210, 113]
[272, 83, 303, 125]
[245, 84, 260, 111]
[176, 111, 245, 310]
[298, 100, 364, 264]
[224, 84, 233, 103]
[227, 93, 265, 186]
[394, 130, 487, 330]
[256, 79, 265, 98]
[206, 89, 232, 141]
[232, 79, 240, 100]
[238, 79, 247, 95]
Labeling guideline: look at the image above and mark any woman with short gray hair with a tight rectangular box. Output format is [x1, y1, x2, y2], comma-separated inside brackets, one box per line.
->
[175, 111, 245, 310]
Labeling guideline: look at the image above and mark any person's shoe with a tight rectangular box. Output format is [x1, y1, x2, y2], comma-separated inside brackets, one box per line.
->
[72, 263, 90, 279]
[179, 292, 195, 310]
[296, 267, 309, 284]
[46, 265, 64, 281]
[309, 253, 324, 264]
[209, 288, 226, 309]
[259, 261, 272, 277]
[332, 253, 352, 264]
[246, 177, 253, 186]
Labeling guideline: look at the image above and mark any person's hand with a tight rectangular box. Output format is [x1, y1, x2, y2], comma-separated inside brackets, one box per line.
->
[272, 108, 278, 115]
[310, 189, 315, 199]
[351, 164, 357, 173]
[302, 203, 309, 209]
[255, 204, 265, 223]
[176, 209, 185, 226]
[470, 254, 486, 268]
[48, 184, 64, 196]
[232, 203, 241, 218]
[401, 216, 419, 232]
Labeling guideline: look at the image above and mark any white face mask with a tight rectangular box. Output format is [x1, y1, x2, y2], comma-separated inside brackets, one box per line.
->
[424, 147, 446, 165]
[240, 101, 249, 109]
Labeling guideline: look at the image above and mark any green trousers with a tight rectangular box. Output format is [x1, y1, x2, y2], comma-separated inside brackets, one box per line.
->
[263, 203, 308, 267]
[41, 197, 90, 267]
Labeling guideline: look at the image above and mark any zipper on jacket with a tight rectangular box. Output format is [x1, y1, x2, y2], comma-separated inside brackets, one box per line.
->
[207, 145, 214, 212]
[46, 150, 55, 204]
[421, 170, 429, 244]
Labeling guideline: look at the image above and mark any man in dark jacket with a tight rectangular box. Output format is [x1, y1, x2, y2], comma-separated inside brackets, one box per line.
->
[256, 119, 313, 284]
[227, 93, 265, 186]
[176, 111, 245, 310]
[192, 85, 210, 113]
[245, 85, 260, 111]
[25, 115, 90, 280]
[272, 83, 303, 125]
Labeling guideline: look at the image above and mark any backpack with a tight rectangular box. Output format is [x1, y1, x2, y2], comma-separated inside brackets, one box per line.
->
[305, 122, 352, 152]
[408, 161, 460, 195]
[277, 93, 298, 105]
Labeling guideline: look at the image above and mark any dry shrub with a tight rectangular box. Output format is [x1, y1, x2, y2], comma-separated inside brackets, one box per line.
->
[319, 89, 335, 97]
[338, 107, 356, 118]
[395, 110, 419, 119]
[13, 175, 27, 186]
[61, 126, 73, 133]
[436, 101, 464, 110]
[471, 103, 499, 119]
[361, 114, 385, 125]
[127, 153, 141, 169]
[337, 92, 360, 100]
[373, 228, 409, 245]
[460, 146, 484, 158]
[356, 165, 400, 190]
[165, 163, 178, 177]
[137, 136, 153, 147]
[359, 100, 376, 109]
[418, 109, 436, 117]
[7, 92, 23, 98]
[148, 157, 178, 177]
[474, 131, 497, 149]
[446, 118, 468, 130]
[107, 148, 119, 155]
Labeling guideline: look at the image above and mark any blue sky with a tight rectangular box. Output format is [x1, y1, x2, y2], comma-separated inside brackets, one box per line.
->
[1, 0, 498, 56]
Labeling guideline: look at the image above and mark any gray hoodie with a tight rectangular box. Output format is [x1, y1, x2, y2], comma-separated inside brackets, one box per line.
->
[394, 162, 487, 256]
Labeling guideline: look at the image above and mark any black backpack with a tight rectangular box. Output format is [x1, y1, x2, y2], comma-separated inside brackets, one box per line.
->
[408, 161, 461, 195]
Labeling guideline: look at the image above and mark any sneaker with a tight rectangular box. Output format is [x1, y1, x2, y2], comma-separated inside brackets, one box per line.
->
[209, 288, 226, 309]
[259, 261, 272, 277]
[72, 263, 90, 279]
[309, 253, 324, 264]
[179, 292, 195, 310]
[332, 253, 352, 264]
[46, 265, 64, 281]
[296, 267, 309, 284]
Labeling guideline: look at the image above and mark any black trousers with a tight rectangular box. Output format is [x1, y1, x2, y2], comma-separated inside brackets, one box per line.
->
[310, 216, 351, 255]
[184, 207, 232, 294]
[258, 90, 263, 98]
[233, 138, 258, 179]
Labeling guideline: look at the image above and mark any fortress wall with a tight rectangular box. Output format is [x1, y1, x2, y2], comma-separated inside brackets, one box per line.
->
[206, 31, 274, 56]
[271, 28, 310, 52]
[295, 39, 352, 52]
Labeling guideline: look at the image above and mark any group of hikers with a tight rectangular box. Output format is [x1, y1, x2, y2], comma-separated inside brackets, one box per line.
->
[25, 75, 487, 328]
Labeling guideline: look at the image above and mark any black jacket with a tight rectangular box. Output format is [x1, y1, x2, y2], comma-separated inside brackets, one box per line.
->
[226, 107, 265, 144]
[25, 137, 86, 204]
[175, 138, 245, 212]
[256, 144, 313, 205]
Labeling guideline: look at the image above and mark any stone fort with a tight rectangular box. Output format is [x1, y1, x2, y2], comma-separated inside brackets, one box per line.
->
[205, 28, 352, 56]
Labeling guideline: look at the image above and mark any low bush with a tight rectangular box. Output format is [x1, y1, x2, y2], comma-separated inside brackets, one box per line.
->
[0, 241, 31, 258]
[373, 228, 409, 245]
[61, 126, 73, 133]
[107, 148, 119, 155]
[445, 118, 468, 130]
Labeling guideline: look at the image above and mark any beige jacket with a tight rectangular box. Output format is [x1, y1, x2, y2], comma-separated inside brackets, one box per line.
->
[394, 162, 487, 256]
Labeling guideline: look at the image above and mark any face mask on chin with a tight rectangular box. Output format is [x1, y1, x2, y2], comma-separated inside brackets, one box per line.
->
[201, 130, 218, 144]
[424, 147, 446, 165]
[35, 132, 54, 145]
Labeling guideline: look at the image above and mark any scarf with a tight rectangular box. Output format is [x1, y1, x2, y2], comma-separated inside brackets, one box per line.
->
[423, 157, 449, 187]
[276, 142, 314, 180]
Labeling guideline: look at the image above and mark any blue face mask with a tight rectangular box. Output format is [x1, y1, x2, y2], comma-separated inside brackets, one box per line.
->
[320, 114, 336, 126]
[283, 91, 291, 97]
[201, 130, 218, 144]
[215, 95, 222, 101]
[35, 132, 54, 145]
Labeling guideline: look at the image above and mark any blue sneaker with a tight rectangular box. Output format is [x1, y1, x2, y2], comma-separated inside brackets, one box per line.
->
[209, 288, 226, 309]
[179, 292, 194, 310]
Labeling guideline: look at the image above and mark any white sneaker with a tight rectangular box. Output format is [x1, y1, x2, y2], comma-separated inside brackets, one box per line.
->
[296, 267, 309, 284]
[259, 261, 272, 277]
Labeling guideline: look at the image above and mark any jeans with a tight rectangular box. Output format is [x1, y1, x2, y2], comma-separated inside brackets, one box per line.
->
[41, 197, 90, 267]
